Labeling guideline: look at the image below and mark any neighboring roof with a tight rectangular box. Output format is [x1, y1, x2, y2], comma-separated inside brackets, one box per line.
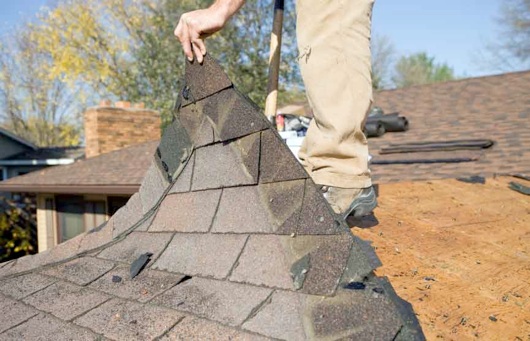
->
[5, 146, 85, 161]
[0, 127, 37, 150]
[0, 55, 424, 340]
[370, 70, 530, 182]
[0, 141, 157, 194]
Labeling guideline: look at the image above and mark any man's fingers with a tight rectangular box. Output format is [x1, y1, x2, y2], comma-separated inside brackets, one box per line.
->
[175, 17, 194, 61]
[192, 39, 207, 63]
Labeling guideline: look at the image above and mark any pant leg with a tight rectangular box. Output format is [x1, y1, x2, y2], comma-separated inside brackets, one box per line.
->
[296, 0, 374, 189]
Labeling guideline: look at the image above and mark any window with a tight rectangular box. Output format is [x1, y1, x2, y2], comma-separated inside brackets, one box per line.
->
[55, 196, 107, 243]
[85, 201, 106, 230]
[56, 196, 85, 243]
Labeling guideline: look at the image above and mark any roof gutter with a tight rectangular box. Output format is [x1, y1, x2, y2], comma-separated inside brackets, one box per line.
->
[0, 159, 75, 166]
[0, 184, 139, 195]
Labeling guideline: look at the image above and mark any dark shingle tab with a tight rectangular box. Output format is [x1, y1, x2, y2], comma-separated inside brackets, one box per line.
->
[181, 54, 232, 105]
[155, 119, 192, 182]
[297, 179, 344, 235]
[201, 88, 270, 141]
[259, 129, 308, 184]
[308, 289, 403, 340]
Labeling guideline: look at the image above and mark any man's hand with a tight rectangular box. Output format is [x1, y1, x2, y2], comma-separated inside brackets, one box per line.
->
[175, 0, 245, 63]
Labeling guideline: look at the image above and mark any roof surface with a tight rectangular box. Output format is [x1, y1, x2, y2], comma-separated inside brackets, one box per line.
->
[371, 70, 530, 182]
[1, 71, 528, 193]
[4, 146, 85, 161]
[0, 55, 424, 340]
[0, 127, 37, 150]
[0, 141, 157, 194]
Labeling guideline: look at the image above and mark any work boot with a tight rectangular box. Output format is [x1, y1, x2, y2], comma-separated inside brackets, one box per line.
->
[320, 185, 378, 219]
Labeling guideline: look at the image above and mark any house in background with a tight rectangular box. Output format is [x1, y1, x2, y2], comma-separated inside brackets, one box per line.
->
[0, 101, 160, 252]
[0, 127, 83, 183]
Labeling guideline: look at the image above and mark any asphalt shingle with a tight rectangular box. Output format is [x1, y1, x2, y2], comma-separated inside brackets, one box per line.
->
[90, 266, 185, 303]
[152, 233, 247, 279]
[74, 298, 184, 340]
[152, 277, 272, 327]
[161, 316, 268, 341]
[97, 231, 173, 264]
[259, 129, 308, 183]
[0, 54, 424, 341]
[23, 281, 110, 320]
[0, 273, 56, 300]
[149, 190, 222, 232]
[42, 257, 115, 286]
[0, 294, 38, 333]
[191, 137, 259, 191]
[242, 291, 306, 340]
[2, 313, 100, 340]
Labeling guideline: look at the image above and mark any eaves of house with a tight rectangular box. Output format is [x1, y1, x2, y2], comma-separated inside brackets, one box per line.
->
[0, 142, 156, 195]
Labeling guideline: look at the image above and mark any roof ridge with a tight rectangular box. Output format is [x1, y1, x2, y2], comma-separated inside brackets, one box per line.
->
[376, 68, 530, 94]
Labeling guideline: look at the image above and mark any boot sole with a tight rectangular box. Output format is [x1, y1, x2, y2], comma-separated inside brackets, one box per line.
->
[342, 189, 378, 219]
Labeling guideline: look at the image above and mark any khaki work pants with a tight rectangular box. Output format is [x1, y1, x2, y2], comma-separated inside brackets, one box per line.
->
[296, 0, 374, 189]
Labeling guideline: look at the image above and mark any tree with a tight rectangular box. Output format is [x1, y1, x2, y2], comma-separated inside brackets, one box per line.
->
[371, 35, 395, 90]
[484, 0, 530, 71]
[392, 52, 456, 88]
[0, 27, 82, 147]
[0, 196, 37, 262]
[31, 0, 301, 125]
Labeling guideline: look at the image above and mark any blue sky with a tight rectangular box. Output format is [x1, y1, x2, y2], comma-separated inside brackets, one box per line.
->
[0, 0, 508, 77]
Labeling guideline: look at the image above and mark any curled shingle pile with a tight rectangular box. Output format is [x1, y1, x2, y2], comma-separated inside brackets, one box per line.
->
[0, 55, 424, 340]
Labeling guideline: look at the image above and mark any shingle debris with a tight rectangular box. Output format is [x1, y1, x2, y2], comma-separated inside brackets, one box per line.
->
[130, 252, 153, 279]
[509, 181, 530, 196]
[0, 54, 425, 340]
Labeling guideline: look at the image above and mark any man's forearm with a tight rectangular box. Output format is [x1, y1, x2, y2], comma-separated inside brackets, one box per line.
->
[209, 0, 246, 24]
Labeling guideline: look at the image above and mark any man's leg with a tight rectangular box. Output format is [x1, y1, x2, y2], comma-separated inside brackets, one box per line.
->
[296, 0, 376, 216]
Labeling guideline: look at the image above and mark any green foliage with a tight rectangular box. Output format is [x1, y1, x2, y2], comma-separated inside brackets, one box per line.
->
[0, 24, 83, 147]
[392, 52, 456, 88]
[29, 0, 301, 125]
[0, 197, 37, 262]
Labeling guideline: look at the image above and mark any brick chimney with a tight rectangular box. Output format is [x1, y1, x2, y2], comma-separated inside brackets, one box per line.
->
[84, 101, 161, 158]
